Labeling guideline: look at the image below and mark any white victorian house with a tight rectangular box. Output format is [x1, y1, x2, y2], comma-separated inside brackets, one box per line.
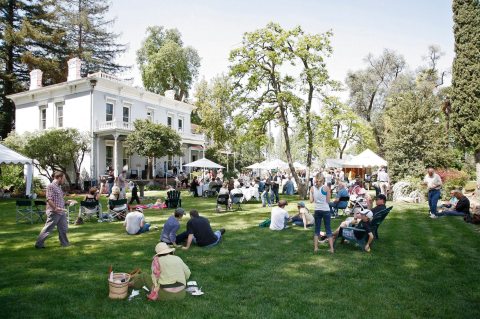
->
[7, 58, 205, 186]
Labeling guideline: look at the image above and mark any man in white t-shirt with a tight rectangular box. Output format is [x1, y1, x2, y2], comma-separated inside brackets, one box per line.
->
[423, 167, 443, 217]
[270, 199, 290, 230]
[124, 208, 150, 235]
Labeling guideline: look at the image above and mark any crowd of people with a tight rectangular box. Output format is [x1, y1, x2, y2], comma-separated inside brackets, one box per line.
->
[33, 164, 476, 301]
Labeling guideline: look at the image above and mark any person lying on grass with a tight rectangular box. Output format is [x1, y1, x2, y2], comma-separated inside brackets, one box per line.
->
[176, 210, 225, 250]
[129, 242, 191, 301]
[332, 209, 374, 252]
[124, 208, 150, 235]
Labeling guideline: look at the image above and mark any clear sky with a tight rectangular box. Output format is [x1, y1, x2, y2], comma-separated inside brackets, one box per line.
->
[108, 0, 454, 96]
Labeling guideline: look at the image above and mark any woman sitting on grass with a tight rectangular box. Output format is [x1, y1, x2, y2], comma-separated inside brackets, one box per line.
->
[130, 242, 191, 301]
[290, 202, 314, 229]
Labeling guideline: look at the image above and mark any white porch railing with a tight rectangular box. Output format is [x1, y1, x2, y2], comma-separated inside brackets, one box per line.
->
[87, 71, 133, 85]
[97, 120, 134, 131]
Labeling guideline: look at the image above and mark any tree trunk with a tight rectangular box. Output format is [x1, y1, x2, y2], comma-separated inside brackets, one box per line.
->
[147, 157, 153, 180]
[475, 149, 480, 201]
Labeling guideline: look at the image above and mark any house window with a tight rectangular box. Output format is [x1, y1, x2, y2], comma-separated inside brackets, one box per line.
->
[106, 102, 114, 122]
[122, 147, 130, 169]
[39, 107, 47, 130]
[106, 145, 113, 168]
[178, 117, 183, 132]
[167, 115, 172, 128]
[56, 102, 64, 127]
[123, 106, 130, 123]
[147, 110, 154, 122]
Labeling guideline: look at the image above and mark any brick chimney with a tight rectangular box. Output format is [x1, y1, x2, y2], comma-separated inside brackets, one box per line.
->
[67, 57, 82, 81]
[164, 90, 176, 100]
[29, 69, 43, 90]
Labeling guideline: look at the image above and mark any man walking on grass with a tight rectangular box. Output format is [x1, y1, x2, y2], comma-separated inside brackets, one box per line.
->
[35, 172, 73, 248]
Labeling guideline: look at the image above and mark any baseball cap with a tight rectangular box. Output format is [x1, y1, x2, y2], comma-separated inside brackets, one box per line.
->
[174, 208, 185, 215]
[360, 209, 373, 220]
[376, 194, 387, 201]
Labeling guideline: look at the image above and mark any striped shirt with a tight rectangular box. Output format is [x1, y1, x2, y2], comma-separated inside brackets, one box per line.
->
[46, 181, 65, 213]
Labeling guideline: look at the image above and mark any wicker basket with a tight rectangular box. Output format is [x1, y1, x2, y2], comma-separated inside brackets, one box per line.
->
[108, 273, 131, 299]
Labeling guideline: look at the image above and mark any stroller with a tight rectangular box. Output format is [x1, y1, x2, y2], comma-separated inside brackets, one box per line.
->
[216, 193, 230, 213]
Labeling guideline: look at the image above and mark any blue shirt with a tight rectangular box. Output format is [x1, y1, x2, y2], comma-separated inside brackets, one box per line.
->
[336, 188, 349, 200]
[161, 216, 180, 244]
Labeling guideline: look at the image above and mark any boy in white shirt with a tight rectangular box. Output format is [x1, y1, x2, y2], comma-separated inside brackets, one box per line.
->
[270, 199, 290, 230]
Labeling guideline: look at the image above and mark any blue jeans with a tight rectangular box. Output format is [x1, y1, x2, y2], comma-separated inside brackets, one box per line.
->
[205, 230, 222, 247]
[261, 191, 271, 207]
[428, 189, 441, 215]
[329, 201, 348, 215]
[291, 216, 313, 227]
[436, 210, 465, 217]
[136, 223, 150, 234]
[314, 210, 332, 237]
[272, 188, 279, 203]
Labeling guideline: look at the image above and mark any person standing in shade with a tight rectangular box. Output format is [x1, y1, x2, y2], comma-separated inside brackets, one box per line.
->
[311, 173, 334, 254]
[106, 170, 115, 196]
[377, 166, 390, 196]
[35, 172, 72, 248]
[423, 167, 443, 218]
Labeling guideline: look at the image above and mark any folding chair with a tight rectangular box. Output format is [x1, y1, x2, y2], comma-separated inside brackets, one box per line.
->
[231, 193, 244, 211]
[108, 199, 128, 221]
[79, 200, 102, 221]
[331, 196, 350, 218]
[33, 200, 47, 223]
[16, 200, 34, 224]
[216, 194, 230, 213]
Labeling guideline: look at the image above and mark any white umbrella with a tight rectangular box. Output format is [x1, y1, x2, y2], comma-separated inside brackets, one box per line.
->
[343, 149, 387, 168]
[293, 161, 306, 169]
[263, 159, 289, 170]
[183, 158, 224, 169]
[245, 162, 263, 169]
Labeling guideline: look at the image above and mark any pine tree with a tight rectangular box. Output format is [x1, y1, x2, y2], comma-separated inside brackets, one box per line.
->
[56, 0, 128, 76]
[0, 0, 64, 138]
[451, 0, 480, 189]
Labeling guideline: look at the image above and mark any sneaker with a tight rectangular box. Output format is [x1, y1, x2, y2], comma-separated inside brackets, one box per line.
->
[220, 228, 226, 235]
[430, 214, 437, 219]
[35, 244, 45, 249]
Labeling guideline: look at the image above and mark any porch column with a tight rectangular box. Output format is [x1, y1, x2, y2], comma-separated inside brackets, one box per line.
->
[113, 133, 119, 176]
[95, 136, 100, 180]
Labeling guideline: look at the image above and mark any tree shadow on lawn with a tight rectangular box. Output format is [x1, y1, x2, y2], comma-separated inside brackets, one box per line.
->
[1, 199, 480, 318]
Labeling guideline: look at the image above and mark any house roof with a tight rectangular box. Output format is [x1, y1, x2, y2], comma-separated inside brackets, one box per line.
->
[6, 72, 196, 113]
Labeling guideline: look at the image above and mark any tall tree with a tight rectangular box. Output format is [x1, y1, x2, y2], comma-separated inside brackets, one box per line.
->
[345, 49, 406, 151]
[317, 97, 376, 159]
[124, 120, 182, 179]
[0, 0, 63, 138]
[383, 77, 453, 181]
[55, 0, 128, 76]
[451, 0, 480, 193]
[229, 22, 335, 197]
[137, 26, 200, 101]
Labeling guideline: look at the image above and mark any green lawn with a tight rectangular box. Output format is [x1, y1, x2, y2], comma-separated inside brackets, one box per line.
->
[1, 192, 479, 319]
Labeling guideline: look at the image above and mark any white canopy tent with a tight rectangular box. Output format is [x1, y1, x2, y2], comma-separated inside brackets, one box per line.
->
[245, 162, 263, 169]
[343, 149, 387, 168]
[293, 161, 307, 170]
[261, 159, 289, 170]
[183, 158, 225, 169]
[0, 144, 34, 196]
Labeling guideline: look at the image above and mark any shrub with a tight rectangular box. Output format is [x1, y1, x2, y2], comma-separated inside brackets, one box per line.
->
[436, 169, 470, 198]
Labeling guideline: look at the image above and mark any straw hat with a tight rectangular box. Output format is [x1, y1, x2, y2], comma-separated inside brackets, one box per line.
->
[155, 242, 175, 255]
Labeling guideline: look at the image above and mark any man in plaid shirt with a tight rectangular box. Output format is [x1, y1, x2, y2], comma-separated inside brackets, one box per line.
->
[35, 172, 72, 248]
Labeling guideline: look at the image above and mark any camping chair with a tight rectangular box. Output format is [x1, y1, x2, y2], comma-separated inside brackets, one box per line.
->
[33, 200, 47, 223]
[16, 200, 34, 224]
[108, 199, 128, 221]
[166, 190, 182, 208]
[204, 184, 219, 197]
[334, 206, 393, 251]
[231, 193, 244, 211]
[216, 194, 230, 213]
[79, 200, 102, 222]
[331, 196, 350, 218]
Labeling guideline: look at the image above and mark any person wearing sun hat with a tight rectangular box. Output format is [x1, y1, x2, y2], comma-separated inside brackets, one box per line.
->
[145, 242, 191, 301]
